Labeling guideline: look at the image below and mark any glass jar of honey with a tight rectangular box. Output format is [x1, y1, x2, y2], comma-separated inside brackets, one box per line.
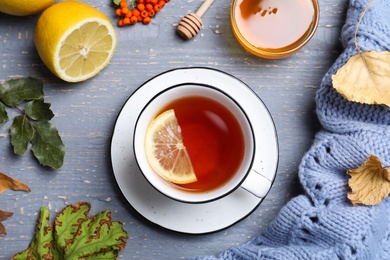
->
[231, 0, 319, 59]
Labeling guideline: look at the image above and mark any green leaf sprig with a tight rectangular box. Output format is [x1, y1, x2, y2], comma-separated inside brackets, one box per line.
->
[0, 77, 65, 169]
[12, 202, 128, 259]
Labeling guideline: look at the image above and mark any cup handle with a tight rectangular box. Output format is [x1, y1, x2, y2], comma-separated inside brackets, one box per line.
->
[241, 170, 272, 198]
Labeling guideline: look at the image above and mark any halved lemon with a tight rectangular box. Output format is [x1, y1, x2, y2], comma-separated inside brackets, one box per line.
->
[34, 1, 117, 83]
[0, 0, 55, 16]
[144, 109, 197, 184]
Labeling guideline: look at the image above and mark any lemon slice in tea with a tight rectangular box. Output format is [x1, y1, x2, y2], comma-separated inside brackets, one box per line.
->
[145, 109, 197, 184]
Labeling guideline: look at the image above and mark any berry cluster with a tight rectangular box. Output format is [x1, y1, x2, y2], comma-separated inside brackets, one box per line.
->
[115, 0, 169, 26]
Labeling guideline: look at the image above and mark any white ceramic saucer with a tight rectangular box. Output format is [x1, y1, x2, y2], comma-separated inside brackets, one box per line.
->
[110, 67, 278, 234]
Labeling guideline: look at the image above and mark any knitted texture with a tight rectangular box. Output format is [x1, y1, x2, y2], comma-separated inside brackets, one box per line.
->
[195, 0, 390, 259]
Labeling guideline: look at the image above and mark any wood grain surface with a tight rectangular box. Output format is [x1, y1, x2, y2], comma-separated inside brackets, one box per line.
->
[0, 0, 348, 258]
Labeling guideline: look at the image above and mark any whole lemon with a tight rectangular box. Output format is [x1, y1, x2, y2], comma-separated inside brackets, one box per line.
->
[34, 1, 117, 82]
[0, 0, 55, 16]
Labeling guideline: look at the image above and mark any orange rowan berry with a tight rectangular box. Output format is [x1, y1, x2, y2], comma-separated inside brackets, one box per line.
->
[130, 16, 138, 24]
[137, 3, 145, 11]
[141, 10, 148, 18]
[143, 17, 151, 25]
[119, 0, 127, 8]
[132, 9, 140, 17]
[115, 8, 122, 16]
[158, 0, 165, 7]
[154, 4, 161, 12]
[145, 3, 153, 11]
[148, 9, 155, 17]
[121, 7, 129, 14]
[118, 19, 124, 27]
[125, 10, 132, 18]
[123, 17, 130, 25]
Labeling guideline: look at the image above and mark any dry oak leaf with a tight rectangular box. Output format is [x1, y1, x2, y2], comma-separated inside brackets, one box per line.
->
[332, 50, 390, 107]
[347, 154, 390, 206]
[0, 172, 31, 193]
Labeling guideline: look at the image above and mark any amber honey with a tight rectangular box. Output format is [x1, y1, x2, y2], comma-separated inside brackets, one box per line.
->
[231, 0, 319, 58]
[158, 96, 245, 192]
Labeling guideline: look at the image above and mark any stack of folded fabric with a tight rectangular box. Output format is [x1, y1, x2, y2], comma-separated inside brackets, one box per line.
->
[195, 0, 390, 259]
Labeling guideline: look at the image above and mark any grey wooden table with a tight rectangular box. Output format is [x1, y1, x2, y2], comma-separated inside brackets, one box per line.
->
[0, 0, 347, 258]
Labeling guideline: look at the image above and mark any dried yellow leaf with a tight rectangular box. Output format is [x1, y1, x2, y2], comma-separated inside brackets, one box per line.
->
[0, 172, 31, 194]
[332, 51, 390, 107]
[347, 155, 390, 206]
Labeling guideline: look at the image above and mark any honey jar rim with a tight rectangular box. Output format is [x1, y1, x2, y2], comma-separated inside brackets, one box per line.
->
[230, 0, 320, 59]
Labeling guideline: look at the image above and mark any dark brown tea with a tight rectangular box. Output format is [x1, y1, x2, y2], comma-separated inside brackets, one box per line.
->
[158, 95, 245, 192]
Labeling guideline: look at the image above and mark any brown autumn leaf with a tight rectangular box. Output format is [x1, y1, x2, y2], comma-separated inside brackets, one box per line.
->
[0, 210, 13, 235]
[0, 172, 31, 193]
[332, 50, 390, 107]
[0, 172, 30, 235]
[347, 154, 390, 206]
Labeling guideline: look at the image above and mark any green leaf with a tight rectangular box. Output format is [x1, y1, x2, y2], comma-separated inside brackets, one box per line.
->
[0, 77, 44, 106]
[113, 0, 121, 5]
[34, 208, 59, 259]
[25, 99, 54, 121]
[65, 210, 128, 259]
[31, 121, 65, 169]
[10, 115, 34, 155]
[12, 202, 128, 260]
[54, 202, 91, 254]
[0, 77, 65, 169]
[12, 207, 59, 260]
[0, 102, 9, 125]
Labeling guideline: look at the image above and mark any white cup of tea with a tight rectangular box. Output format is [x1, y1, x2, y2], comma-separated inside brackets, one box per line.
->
[134, 84, 268, 203]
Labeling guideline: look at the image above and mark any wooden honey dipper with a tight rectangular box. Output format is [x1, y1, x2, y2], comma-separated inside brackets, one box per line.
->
[177, 0, 216, 40]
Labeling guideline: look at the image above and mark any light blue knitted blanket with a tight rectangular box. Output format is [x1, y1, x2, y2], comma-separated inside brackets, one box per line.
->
[196, 0, 390, 259]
